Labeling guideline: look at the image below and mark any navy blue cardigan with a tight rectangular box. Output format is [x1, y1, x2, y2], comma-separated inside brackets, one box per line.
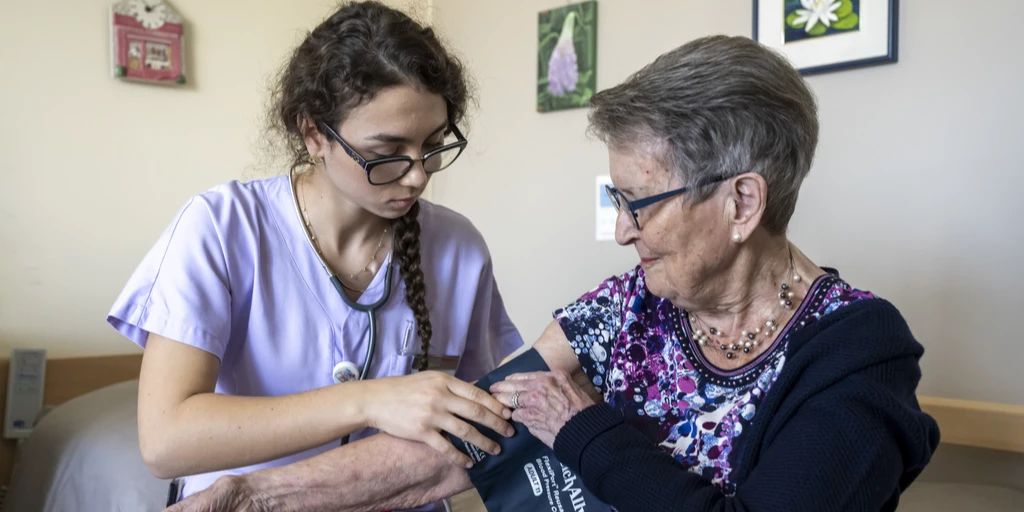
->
[553, 298, 940, 511]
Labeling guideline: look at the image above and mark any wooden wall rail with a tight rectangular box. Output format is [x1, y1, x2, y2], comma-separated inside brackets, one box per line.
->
[918, 395, 1024, 454]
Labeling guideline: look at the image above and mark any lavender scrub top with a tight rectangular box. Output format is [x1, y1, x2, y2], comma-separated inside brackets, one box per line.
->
[107, 175, 523, 498]
[554, 266, 874, 495]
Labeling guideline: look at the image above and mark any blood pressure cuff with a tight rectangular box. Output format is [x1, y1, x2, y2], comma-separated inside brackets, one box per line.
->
[447, 348, 613, 512]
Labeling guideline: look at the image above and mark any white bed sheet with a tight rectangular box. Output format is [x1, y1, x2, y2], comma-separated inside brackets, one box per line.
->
[6, 380, 170, 512]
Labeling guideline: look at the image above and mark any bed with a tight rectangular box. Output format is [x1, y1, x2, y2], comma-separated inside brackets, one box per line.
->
[6, 379, 169, 511]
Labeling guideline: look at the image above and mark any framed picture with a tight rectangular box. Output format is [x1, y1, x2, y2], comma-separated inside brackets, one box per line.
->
[110, 0, 186, 85]
[753, 0, 898, 75]
[537, 1, 597, 112]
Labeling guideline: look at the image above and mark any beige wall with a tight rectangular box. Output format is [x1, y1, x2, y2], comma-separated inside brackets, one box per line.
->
[0, 0, 399, 357]
[428, 0, 1024, 405]
[2, 1, 1021, 405]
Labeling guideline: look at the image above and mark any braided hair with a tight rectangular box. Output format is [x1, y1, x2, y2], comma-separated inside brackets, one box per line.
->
[393, 201, 432, 370]
[270, 1, 471, 369]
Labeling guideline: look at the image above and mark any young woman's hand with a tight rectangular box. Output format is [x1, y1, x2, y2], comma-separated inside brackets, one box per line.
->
[359, 371, 514, 467]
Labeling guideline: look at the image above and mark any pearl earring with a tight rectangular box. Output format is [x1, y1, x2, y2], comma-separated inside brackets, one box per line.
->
[732, 232, 742, 242]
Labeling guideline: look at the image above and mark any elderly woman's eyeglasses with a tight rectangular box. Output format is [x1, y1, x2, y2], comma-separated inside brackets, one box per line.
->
[318, 122, 468, 186]
[604, 174, 732, 230]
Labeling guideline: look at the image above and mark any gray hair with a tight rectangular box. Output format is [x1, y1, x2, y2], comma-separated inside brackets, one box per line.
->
[588, 35, 818, 234]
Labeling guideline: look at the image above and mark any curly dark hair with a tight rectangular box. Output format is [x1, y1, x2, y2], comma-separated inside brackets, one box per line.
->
[272, 1, 470, 369]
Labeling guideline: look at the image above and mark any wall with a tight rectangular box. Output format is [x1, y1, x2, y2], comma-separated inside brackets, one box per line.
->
[428, 0, 1024, 404]
[0, 0, 424, 357]
[3, 1, 1021, 405]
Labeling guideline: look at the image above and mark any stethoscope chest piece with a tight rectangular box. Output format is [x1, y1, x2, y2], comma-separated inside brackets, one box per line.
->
[332, 361, 361, 384]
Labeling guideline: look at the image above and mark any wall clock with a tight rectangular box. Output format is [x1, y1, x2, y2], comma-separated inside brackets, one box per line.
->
[110, 0, 186, 85]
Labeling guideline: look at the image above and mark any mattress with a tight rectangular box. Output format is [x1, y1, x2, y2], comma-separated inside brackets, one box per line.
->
[6, 380, 169, 511]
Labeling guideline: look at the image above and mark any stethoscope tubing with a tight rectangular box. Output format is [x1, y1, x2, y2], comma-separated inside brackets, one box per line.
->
[328, 273, 392, 381]
[290, 168, 394, 382]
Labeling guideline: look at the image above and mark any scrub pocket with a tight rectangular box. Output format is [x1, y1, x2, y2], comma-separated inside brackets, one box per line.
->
[397, 318, 462, 376]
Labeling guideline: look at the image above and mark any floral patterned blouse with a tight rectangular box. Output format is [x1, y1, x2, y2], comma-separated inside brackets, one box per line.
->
[553, 266, 875, 494]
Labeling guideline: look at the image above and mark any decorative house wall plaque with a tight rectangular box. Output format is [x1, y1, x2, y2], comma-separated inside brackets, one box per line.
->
[110, 0, 186, 85]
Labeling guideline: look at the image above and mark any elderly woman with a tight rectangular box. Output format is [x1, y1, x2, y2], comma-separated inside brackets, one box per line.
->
[489, 35, 940, 510]
[170, 36, 938, 512]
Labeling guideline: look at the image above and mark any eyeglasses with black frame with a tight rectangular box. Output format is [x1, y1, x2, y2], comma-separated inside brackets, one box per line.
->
[318, 121, 468, 186]
[604, 174, 733, 230]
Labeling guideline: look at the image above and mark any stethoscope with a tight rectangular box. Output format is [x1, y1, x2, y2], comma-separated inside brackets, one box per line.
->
[290, 170, 455, 512]
[289, 168, 393, 384]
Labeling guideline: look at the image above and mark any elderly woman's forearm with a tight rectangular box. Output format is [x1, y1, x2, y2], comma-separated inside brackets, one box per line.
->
[244, 433, 472, 512]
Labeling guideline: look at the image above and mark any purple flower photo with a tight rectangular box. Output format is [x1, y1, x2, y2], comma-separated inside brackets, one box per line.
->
[537, 1, 596, 112]
[547, 12, 579, 96]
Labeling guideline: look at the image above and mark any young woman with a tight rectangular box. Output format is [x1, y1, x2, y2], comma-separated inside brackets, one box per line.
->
[107, 1, 522, 503]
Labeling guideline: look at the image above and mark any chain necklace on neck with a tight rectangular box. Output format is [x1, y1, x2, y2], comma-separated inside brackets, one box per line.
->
[298, 173, 389, 293]
[689, 245, 803, 360]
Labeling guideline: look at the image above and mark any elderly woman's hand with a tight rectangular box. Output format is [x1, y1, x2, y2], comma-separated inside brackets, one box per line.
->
[489, 371, 598, 449]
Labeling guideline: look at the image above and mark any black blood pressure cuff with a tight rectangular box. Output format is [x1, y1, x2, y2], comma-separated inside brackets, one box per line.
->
[446, 348, 613, 512]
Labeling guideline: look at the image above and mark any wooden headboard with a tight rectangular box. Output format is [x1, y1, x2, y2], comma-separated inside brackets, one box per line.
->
[0, 354, 143, 485]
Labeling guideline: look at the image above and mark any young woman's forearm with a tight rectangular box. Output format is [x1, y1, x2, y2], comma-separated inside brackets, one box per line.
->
[140, 383, 369, 479]
[141, 335, 511, 479]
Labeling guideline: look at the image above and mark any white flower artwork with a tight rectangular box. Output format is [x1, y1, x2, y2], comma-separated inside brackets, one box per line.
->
[792, 0, 842, 33]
